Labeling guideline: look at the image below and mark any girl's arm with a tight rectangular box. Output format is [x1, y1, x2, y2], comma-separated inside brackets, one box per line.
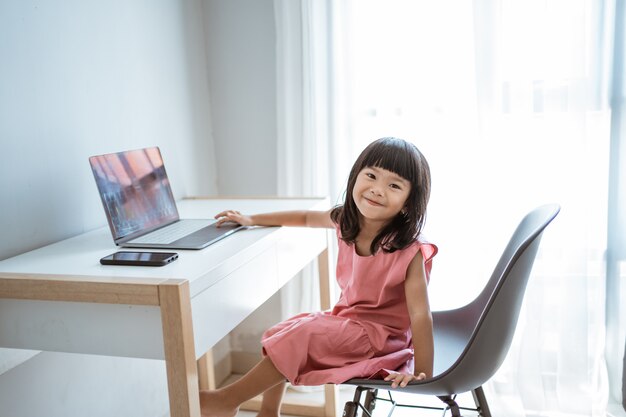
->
[214, 209, 334, 228]
[385, 250, 434, 388]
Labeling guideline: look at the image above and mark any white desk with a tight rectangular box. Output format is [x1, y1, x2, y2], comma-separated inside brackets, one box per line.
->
[0, 197, 339, 417]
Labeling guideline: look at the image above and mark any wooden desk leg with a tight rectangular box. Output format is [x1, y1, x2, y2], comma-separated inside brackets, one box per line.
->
[198, 350, 217, 390]
[317, 248, 333, 311]
[324, 385, 342, 417]
[160, 280, 201, 417]
[317, 249, 341, 417]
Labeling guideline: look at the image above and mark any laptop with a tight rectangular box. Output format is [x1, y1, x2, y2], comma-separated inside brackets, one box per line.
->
[89, 147, 244, 250]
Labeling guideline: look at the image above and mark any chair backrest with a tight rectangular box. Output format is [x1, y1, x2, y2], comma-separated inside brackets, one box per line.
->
[431, 204, 560, 392]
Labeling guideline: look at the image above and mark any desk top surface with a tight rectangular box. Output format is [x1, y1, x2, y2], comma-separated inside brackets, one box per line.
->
[0, 197, 329, 296]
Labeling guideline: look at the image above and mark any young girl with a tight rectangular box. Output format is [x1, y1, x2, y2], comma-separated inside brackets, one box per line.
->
[200, 137, 437, 417]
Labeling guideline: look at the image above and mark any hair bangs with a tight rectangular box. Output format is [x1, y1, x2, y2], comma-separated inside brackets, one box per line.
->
[366, 146, 418, 185]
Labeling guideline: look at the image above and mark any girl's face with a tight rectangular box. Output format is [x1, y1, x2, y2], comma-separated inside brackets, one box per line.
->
[352, 166, 411, 223]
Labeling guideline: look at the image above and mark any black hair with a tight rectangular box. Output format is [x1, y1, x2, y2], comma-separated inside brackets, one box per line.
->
[330, 137, 431, 254]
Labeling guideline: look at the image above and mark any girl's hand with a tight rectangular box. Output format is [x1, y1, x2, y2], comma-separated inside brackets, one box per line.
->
[214, 210, 254, 227]
[384, 371, 427, 388]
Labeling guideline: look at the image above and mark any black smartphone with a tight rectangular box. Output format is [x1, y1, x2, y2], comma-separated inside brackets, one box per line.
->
[100, 251, 179, 267]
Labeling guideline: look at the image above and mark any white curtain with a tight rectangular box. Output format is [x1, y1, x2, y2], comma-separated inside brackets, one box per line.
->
[274, 0, 354, 206]
[274, 0, 616, 414]
[333, 0, 613, 415]
[606, 0, 626, 414]
[274, 0, 344, 323]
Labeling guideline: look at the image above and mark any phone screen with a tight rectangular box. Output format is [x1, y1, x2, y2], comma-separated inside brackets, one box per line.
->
[109, 252, 175, 262]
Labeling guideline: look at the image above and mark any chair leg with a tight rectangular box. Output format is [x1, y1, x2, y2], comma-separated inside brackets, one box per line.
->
[437, 395, 462, 417]
[343, 401, 358, 417]
[363, 388, 378, 415]
[343, 387, 383, 417]
[343, 387, 366, 417]
[471, 386, 492, 417]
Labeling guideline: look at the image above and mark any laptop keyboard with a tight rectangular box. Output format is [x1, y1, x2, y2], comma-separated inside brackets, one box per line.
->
[129, 219, 214, 244]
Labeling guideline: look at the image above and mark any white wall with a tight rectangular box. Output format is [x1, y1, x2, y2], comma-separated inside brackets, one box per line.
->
[203, 0, 278, 196]
[0, 1, 217, 416]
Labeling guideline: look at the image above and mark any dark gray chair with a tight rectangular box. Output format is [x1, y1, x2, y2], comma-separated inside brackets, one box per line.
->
[342, 204, 561, 417]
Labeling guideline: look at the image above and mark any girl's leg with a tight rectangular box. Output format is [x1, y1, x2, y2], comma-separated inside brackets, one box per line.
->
[258, 380, 287, 417]
[199, 356, 286, 417]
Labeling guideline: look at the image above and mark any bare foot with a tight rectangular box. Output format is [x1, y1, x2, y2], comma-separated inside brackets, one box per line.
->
[199, 390, 239, 417]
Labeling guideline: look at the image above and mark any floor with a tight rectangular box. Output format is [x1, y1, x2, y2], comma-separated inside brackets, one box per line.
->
[236, 385, 480, 417]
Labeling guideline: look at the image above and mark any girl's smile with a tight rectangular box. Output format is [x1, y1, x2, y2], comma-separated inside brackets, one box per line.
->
[353, 166, 411, 222]
[364, 196, 384, 206]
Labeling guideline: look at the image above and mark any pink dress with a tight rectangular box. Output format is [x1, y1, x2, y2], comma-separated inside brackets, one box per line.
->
[261, 226, 438, 385]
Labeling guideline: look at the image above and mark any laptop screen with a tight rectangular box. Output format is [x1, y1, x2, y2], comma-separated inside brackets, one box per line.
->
[89, 147, 179, 241]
